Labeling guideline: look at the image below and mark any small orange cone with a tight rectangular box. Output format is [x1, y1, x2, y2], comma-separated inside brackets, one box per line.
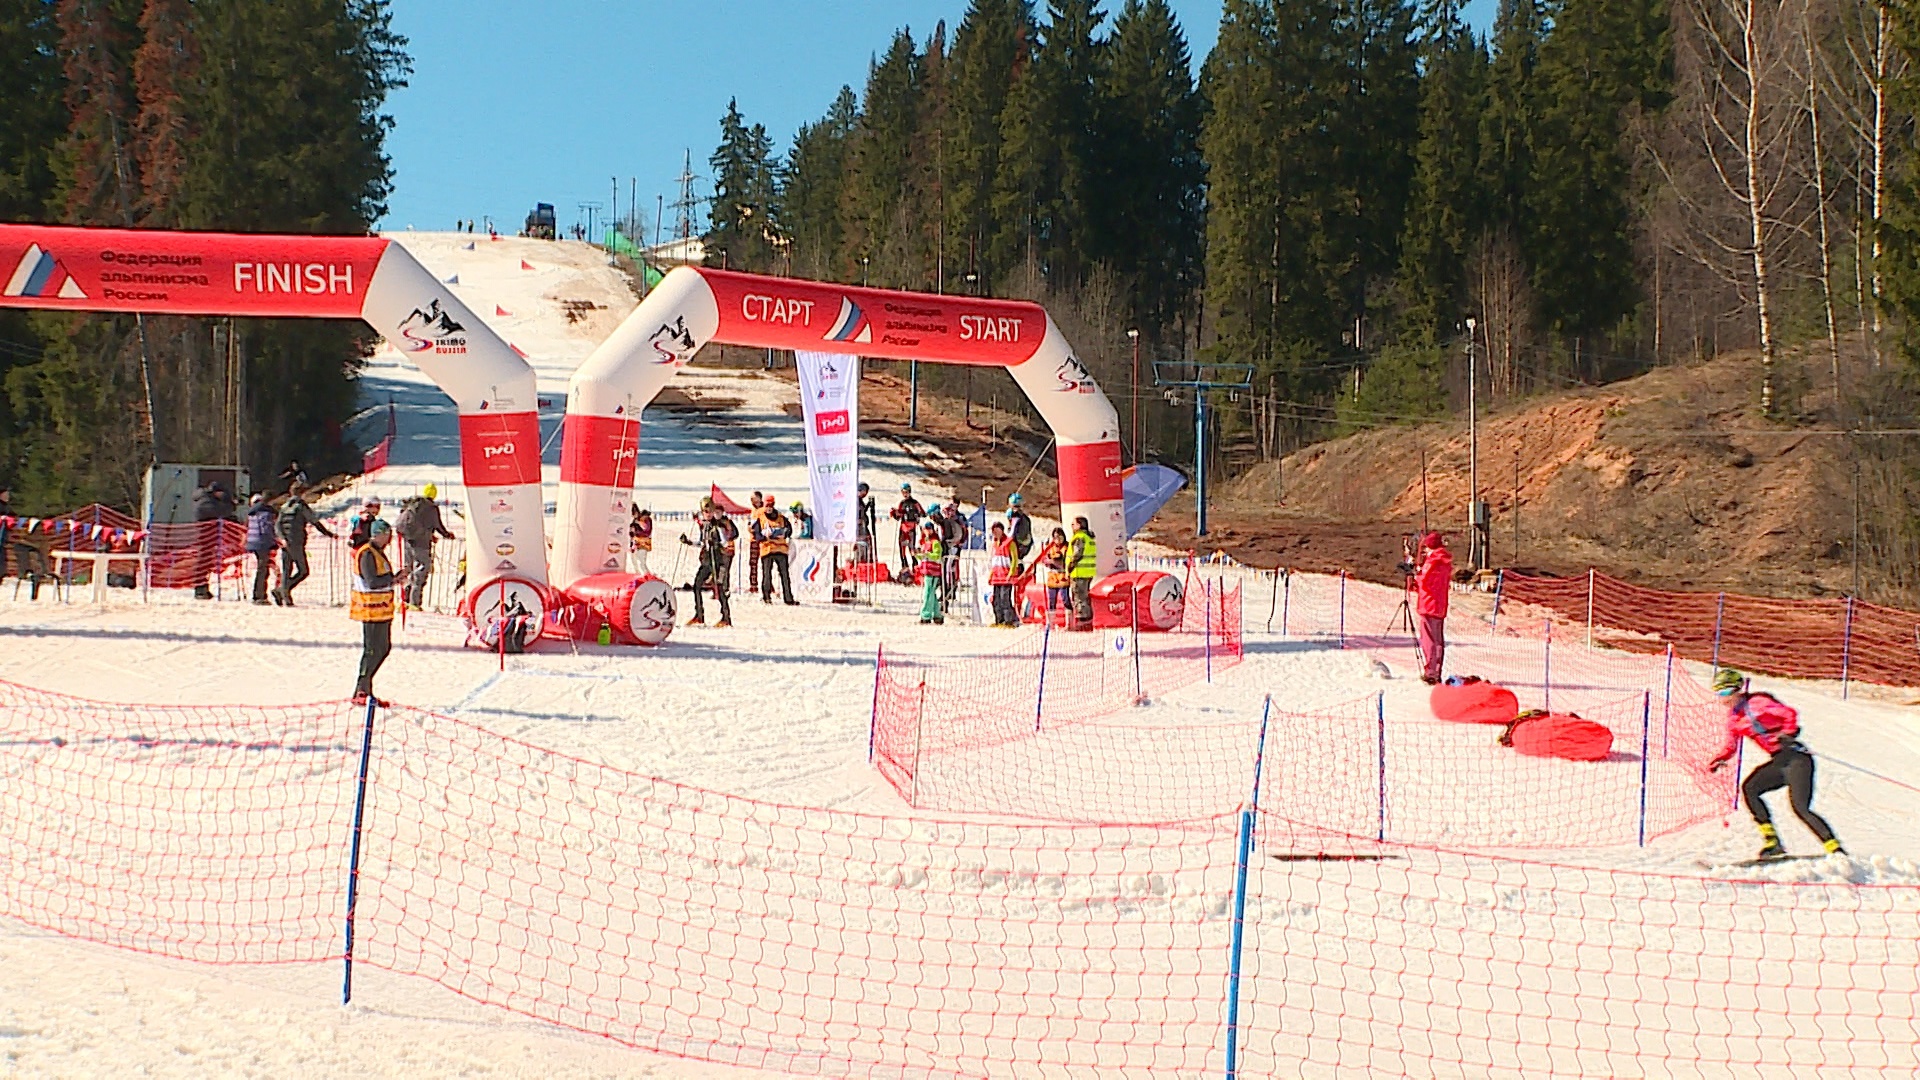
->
[520, 259, 535, 271]
[495, 304, 512, 317]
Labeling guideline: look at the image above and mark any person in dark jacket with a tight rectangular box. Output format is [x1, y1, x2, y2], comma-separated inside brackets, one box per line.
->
[890, 484, 925, 572]
[278, 459, 308, 490]
[244, 493, 279, 604]
[680, 506, 732, 626]
[856, 483, 878, 562]
[350, 519, 397, 706]
[938, 504, 968, 603]
[273, 483, 336, 607]
[395, 485, 456, 610]
[192, 481, 238, 599]
[1005, 493, 1034, 562]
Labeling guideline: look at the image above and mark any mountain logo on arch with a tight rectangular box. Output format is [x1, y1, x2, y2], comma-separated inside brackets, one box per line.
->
[398, 298, 467, 354]
[4, 244, 87, 300]
[824, 297, 871, 344]
[1054, 353, 1096, 394]
[647, 316, 696, 364]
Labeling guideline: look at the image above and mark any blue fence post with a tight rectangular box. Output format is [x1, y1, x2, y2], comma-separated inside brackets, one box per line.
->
[1637, 691, 1652, 847]
[1710, 592, 1726, 672]
[1250, 695, 1272, 816]
[868, 645, 883, 762]
[1661, 645, 1675, 758]
[341, 697, 379, 1005]
[1841, 597, 1856, 700]
[1731, 740, 1744, 811]
[1338, 572, 1348, 648]
[1223, 807, 1256, 1080]
[1376, 693, 1388, 843]
[1280, 570, 1291, 637]
[1035, 620, 1052, 732]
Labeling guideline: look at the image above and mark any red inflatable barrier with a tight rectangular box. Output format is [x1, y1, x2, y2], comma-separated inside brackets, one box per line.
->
[1429, 679, 1520, 724]
[846, 561, 896, 584]
[1019, 570, 1186, 631]
[559, 572, 678, 646]
[1505, 713, 1614, 762]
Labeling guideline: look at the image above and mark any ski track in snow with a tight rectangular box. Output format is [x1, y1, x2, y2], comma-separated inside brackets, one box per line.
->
[5, 234, 1920, 1076]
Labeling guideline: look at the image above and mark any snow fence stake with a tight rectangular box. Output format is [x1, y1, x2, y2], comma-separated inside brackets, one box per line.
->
[1266, 567, 1281, 633]
[1205, 580, 1214, 683]
[1281, 569, 1292, 636]
[1638, 691, 1652, 847]
[1841, 597, 1856, 700]
[1223, 805, 1256, 1080]
[1376, 693, 1388, 843]
[1338, 571, 1348, 648]
[1543, 619, 1553, 713]
[1587, 568, 1596, 652]
[1710, 592, 1726, 672]
[1250, 695, 1272, 817]
[1731, 740, 1744, 811]
[1035, 619, 1052, 732]
[1662, 645, 1675, 758]
[1132, 594, 1145, 705]
[341, 696, 379, 1005]
[912, 680, 927, 807]
[867, 645, 883, 763]
[1489, 569, 1504, 633]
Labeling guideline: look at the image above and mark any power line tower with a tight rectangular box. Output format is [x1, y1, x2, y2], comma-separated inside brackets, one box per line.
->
[669, 149, 706, 243]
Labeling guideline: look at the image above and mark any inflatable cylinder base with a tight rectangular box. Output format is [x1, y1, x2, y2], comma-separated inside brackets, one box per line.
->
[462, 577, 548, 652]
[1021, 570, 1184, 630]
[561, 572, 678, 646]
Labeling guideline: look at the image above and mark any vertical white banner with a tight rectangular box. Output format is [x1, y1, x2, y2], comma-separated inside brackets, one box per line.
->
[795, 350, 861, 542]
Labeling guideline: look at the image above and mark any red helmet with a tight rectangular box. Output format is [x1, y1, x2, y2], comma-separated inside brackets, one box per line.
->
[1420, 531, 1444, 550]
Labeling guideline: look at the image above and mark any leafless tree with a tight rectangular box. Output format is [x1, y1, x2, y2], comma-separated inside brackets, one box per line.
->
[1818, 0, 1909, 363]
[1470, 228, 1535, 400]
[1656, 0, 1812, 413]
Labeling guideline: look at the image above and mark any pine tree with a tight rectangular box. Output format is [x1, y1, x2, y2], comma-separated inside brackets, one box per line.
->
[946, 0, 1035, 290]
[1527, 0, 1670, 339]
[843, 30, 923, 287]
[783, 86, 858, 280]
[706, 97, 780, 273]
[1093, 0, 1205, 333]
[1878, 0, 1920, 368]
[0, 0, 67, 492]
[992, 0, 1106, 284]
[1397, 0, 1489, 338]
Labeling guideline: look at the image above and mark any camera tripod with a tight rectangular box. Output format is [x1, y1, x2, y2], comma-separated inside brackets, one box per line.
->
[1388, 570, 1426, 671]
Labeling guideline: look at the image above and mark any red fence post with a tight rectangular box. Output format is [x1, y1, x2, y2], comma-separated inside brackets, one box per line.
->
[1842, 597, 1856, 700]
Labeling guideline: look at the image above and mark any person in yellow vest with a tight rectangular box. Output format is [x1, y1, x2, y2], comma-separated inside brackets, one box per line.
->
[754, 501, 797, 605]
[350, 519, 397, 707]
[1067, 515, 1098, 630]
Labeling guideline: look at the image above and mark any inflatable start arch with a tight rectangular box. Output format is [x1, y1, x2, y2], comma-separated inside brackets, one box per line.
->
[0, 224, 1128, 638]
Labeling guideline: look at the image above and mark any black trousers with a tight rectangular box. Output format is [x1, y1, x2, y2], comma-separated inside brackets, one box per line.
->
[251, 550, 275, 601]
[761, 551, 793, 602]
[279, 546, 311, 598]
[692, 559, 731, 623]
[991, 584, 1017, 626]
[355, 619, 392, 697]
[1743, 745, 1838, 844]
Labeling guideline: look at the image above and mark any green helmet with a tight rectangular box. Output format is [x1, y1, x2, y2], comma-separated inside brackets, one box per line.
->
[1711, 669, 1746, 697]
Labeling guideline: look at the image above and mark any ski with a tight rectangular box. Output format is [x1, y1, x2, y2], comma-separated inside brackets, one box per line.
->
[1697, 854, 1841, 871]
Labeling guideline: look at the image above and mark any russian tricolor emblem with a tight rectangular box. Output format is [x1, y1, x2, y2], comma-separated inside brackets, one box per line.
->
[824, 296, 871, 344]
[3, 244, 87, 300]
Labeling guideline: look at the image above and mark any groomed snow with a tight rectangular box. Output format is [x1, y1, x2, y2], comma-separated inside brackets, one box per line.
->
[4, 234, 1919, 1076]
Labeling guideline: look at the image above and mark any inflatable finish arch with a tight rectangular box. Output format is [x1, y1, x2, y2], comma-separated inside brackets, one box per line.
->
[552, 267, 1127, 590]
[0, 223, 549, 621]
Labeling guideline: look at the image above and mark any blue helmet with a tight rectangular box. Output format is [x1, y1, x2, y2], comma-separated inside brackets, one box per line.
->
[1008, 493, 1024, 507]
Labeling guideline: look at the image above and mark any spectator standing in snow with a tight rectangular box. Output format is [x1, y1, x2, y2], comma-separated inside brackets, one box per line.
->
[856, 483, 878, 562]
[755, 502, 798, 605]
[274, 483, 335, 606]
[1005, 493, 1034, 563]
[1067, 516, 1098, 630]
[939, 504, 968, 603]
[395, 484, 456, 610]
[1411, 532, 1452, 684]
[987, 522, 1020, 627]
[628, 506, 653, 575]
[682, 504, 733, 627]
[350, 519, 397, 707]
[789, 501, 814, 540]
[747, 492, 767, 592]
[891, 483, 925, 573]
[244, 493, 279, 605]
[192, 480, 238, 600]
[917, 520, 946, 625]
[1709, 670, 1846, 860]
[1040, 527, 1070, 624]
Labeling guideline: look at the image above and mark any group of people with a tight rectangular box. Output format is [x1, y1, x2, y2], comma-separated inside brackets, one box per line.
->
[982, 496, 1099, 630]
[677, 492, 814, 626]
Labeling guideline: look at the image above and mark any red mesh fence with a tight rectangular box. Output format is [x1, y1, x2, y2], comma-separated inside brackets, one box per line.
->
[358, 709, 1239, 1077]
[1243, 818, 1920, 1078]
[1502, 569, 1920, 688]
[0, 680, 360, 964]
[871, 580, 1244, 814]
[3, 678, 1918, 1076]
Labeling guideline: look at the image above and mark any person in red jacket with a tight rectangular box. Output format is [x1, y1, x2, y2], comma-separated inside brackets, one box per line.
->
[1408, 532, 1452, 683]
[1709, 669, 1844, 860]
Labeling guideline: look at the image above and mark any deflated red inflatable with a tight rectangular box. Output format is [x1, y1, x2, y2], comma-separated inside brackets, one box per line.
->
[1504, 713, 1614, 762]
[1429, 678, 1520, 724]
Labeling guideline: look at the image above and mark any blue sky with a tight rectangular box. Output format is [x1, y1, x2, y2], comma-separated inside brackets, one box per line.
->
[381, 0, 1497, 237]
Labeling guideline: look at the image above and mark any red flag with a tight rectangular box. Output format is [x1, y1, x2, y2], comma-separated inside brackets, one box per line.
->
[708, 485, 750, 515]
[495, 304, 512, 317]
[520, 260, 535, 271]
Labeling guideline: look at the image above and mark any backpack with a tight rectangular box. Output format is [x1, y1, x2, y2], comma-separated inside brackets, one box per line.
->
[395, 498, 424, 538]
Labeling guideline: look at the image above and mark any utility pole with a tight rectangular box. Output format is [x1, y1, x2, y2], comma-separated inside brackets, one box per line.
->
[610, 176, 618, 243]
[1127, 329, 1141, 464]
[1465, 317, 1485, 570]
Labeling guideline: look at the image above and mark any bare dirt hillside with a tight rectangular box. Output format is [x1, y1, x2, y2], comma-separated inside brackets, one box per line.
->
[1176, 351, 1862, 596]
